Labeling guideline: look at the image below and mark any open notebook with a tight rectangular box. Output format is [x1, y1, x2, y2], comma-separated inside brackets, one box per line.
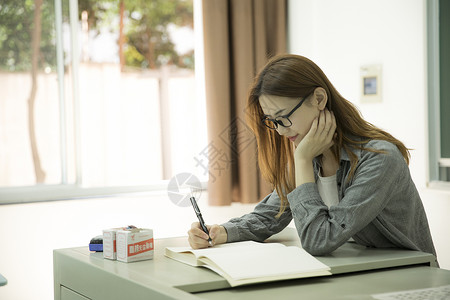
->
[164, 241, 331, 287]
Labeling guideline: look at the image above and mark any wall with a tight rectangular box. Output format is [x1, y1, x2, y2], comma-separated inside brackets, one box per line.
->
[288, 0, 450, 268]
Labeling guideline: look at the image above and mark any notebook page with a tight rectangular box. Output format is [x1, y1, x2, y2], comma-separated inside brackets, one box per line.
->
[165, 241, 269, 266]
[199, 245, 329, 280]
[166, 241, 262, 257]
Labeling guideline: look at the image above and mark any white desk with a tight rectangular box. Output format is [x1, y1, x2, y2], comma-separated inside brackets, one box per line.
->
[53, 229, 445, 300]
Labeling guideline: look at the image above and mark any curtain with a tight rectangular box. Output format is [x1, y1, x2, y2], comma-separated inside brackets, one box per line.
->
[202, 0, 287, 205]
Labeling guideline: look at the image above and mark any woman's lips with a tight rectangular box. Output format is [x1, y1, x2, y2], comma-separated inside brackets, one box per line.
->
[288, 134, 298, 142]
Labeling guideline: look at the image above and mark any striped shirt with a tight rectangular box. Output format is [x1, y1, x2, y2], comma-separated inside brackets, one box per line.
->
[222, 139, 437, 261]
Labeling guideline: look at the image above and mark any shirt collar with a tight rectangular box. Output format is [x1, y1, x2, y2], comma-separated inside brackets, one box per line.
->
[340, 134, 364, 161]
[313, 134, 364, 168]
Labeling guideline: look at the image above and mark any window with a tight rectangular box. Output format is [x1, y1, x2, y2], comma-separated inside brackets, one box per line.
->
[0, 0, 207, 203]
[427, 0, 450, 185]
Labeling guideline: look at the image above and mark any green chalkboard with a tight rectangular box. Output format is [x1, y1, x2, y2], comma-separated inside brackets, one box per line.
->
[440, 0, 450, 158]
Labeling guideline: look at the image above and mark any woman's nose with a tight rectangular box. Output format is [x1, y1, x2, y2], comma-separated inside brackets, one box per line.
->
[276, 126, 290, 135]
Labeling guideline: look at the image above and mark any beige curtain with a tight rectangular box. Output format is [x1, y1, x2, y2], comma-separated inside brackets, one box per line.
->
[202, 0, 287, 205]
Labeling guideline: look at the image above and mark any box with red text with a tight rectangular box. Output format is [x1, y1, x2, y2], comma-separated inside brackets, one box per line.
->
[116, 228, 154, 263]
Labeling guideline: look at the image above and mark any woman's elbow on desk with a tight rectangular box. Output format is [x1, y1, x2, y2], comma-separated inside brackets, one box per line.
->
[299, 229, 344, 256]
[301, 240, 342, 256]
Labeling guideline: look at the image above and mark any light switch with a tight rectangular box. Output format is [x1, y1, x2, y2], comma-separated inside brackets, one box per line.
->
[360, 65, 382, 103]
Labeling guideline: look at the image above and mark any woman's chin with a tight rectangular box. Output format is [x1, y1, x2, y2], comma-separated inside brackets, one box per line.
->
[293, 139, 302, 147]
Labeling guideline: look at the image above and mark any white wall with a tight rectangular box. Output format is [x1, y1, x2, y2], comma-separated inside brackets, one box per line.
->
[288, 0, 450, 268]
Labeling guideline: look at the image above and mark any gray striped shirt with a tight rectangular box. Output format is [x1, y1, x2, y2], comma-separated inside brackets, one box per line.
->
[223, 139, 437, 260]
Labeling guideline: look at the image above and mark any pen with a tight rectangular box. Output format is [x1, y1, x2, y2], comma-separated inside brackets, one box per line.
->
[190, 196, 213, 246]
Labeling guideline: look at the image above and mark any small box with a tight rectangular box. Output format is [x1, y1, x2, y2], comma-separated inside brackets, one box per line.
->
[117, 228, 154, 263]
[103, 229, 119, 260]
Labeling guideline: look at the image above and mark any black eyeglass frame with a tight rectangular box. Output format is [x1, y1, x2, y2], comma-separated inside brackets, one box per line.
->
[261, 92, 312, 130]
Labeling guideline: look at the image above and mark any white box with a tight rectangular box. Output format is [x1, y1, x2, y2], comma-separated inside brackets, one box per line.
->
[116, 228, 154, 263]
[103, 228, 119, 260]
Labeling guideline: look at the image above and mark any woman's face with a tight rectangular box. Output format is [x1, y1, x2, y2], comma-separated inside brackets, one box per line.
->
[259, 93, 322, 147]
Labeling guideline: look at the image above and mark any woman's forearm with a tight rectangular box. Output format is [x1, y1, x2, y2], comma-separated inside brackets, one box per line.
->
[294, 158, 315, 187]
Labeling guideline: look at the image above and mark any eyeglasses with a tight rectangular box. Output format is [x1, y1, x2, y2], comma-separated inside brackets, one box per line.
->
[261, 93, 312, 130]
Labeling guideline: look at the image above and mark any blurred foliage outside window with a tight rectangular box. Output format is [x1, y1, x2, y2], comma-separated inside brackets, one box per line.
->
[0, 0, 194, 72]
[0, 0, 198, 190]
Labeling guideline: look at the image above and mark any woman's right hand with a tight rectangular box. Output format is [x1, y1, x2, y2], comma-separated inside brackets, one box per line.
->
[187, 222, 228, 249]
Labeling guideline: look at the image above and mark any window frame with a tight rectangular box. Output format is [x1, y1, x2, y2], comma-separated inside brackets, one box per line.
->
[427, 0, 450, 188]
[0, 0, 207, 204]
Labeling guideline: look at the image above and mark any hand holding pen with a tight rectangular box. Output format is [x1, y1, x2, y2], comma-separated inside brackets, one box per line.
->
[187, 196, 228, 249]
[189, 196, 213, 246]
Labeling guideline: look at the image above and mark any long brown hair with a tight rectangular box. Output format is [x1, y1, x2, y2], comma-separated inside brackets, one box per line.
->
[246, 54, 410, 216]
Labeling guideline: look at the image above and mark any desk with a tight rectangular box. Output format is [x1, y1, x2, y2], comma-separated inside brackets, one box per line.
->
[53, 229, 446, 300]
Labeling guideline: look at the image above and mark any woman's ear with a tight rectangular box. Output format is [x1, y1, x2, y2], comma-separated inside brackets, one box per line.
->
[313, 87, 328, 110]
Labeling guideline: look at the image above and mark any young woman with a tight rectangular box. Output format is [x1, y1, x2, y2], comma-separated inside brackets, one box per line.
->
[188, 54, 437, 258]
